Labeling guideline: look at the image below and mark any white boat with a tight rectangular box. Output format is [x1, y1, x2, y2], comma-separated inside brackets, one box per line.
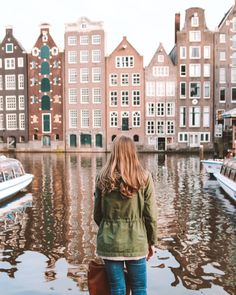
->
[213, 158, 236, 202]
[201, 159, 223, 176]
[0, 155, 34, 202]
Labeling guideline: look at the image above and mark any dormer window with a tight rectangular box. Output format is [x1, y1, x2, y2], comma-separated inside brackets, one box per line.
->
[81, 23, 87, 29]
[191, 13, 199, 27]
[5, 43, 13, 53]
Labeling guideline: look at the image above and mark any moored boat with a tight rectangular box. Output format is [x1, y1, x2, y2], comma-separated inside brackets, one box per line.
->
[213, 158, 236, 202]
[0, 155, 34, 202]
[201, 159, 223, 176]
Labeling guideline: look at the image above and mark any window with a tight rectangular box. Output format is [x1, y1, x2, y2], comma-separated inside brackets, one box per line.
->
[204, 81, 210, 98]
[220, 51, 226, 61]
[18, 74, 24, 89]
[6, 114, 17, 129]
[68, 69, 77, 83]
[81, 110, 89, 127]
[204, 46, 211, 59]
[191, 14, 199, 27]
[110, 91, 118, 106]
[180, 47, 186, 59]
[69, 88, 77, 104]
[41, 62, 50, 75]
[232, 52, 236, 66]
[146, 82, 155, 96]
[180, 82, 186, 98]
[180, 106, 186, 127]
[156, 82, 165, 96]
[190, 46, 200, 59]
[121, 90, 129, 106]
[6, 43, 13, 53]
[93, 88, 101, 103]
[132, 111, 140, 127]
[92, 50, 101, 62]
[68, 51, 77, 63]
[5, 75, 16, 90]
[189, 106, 200, 127]
[220, 88, 225, 102]
[92, 67, 101, 82]
[121, 112, 129, 130]
[189, 64, 201, 77]
[80, 88, 89, 103]
[203, 106, 210, 127]
[110, 112, 118, 127]
[17, 57, 24, 67]
[166, 82, 175, 96]
[41, 95, 50, 110]
[68, 36, 77, 45]
[110, 74, 118, 85]
[93, 110, 102, 127]
[219, 68, 226, 83]
[5, 58, 15, 69]
[180, 64, 186, 76]
[166, 102, 175, 116]
[166, 121, 174, 134]
[6, 96, 16, 110]
[121, 73, 129, 85]
[116, 56, 134, 68]
[41, 78, 50, 92]
[0, 96, 3, 110]
[80, 68, 89, 83]
[189, 31, 201, 42]
[80, 50, 89, 63]
[190, 82, 200, 98]
[132, 73, 140, 85]
[231, 68, 236, 83]
[19, 95, 25, 109]
[219, 34, 226, 43]
[69, 110, 78, 128]
[233, 17, 236, 31]
[92, 35, 101, 44]
[179, 133, 188, 142]
[0, 76, 2, 90]
[40, 45, 50, 59]
[146, 103, 155, 116]
[157, 103, 165, 116]
[204, 64, 210, 77]
[132, 90, 140, 106]
[233, 35, 236, 49]
[232, 87, 236, 102]
[200, 133, 210, 142]
[80, 36, 89, 45]
[146, 121, 155, 135]
[157, 121, 165, 134]
[153, 66, 169, 77]
[19, 114, 25, 130]
[158, 55, 164, 62]
[0, 114, 3, 130]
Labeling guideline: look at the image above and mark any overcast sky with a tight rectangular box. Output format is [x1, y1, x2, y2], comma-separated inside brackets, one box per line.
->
[0, 0, 234, 65]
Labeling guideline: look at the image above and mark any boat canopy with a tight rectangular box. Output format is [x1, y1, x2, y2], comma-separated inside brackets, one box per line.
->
[0, 156, 25, 182]
[222, 108, 236, 118]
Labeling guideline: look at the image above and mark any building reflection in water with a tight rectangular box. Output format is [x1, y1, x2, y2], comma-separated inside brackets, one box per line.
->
[0, 153, 235, 294]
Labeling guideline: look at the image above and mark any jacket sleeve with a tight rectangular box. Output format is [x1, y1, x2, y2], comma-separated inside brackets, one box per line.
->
[93, 182, 103, 226]
[143, 172, 158, 245]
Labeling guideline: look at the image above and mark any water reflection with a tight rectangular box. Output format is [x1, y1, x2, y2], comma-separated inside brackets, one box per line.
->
[0, 153, 235, 295]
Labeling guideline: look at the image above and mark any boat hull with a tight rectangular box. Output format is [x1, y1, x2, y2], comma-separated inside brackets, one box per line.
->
[213, 172, 236, 202]
[0, 173, 34, 202]
[201, 159, 223, 175]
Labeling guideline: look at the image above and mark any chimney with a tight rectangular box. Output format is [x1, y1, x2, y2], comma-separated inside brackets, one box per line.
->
[175, 13, 180, 44]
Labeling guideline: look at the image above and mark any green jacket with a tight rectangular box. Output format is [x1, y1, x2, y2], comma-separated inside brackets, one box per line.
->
[94, 172, 157, 257]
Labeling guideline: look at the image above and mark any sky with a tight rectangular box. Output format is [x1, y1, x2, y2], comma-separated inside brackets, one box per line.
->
[0, 0, 234, 65]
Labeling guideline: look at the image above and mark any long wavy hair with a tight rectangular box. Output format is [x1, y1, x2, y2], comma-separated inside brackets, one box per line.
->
[97, 135, 147, 198]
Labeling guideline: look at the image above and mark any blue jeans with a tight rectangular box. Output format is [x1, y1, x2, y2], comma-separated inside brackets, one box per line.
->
[104, 258, 147, 295]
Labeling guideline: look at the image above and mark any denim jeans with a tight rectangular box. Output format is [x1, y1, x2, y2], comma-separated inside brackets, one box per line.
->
[104, 258, 147, 295]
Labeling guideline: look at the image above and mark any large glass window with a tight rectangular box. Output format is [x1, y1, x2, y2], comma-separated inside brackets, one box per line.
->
[41, 62, 50, 75]
[40, 45, 50, 59]
[41, 78, 50, 92]
[190, 82, 200, 98]
[41, 95, 50, 110]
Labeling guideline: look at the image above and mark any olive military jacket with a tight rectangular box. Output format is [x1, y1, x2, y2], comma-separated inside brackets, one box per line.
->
[94, 172, 158, 257]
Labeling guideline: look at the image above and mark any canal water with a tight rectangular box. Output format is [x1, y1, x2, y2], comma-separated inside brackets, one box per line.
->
[0, 153, 235, 295]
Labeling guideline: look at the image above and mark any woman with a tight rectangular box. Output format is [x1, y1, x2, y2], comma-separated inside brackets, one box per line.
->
[94, 135, 157, 295]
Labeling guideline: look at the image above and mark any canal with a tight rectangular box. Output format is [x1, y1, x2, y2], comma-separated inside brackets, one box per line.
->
[0, 153, 235, 295]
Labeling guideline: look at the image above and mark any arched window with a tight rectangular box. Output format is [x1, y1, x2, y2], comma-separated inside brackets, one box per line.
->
[133, 135, 139, 142]
[40, 45, 50, 59]
[41, 78, 50, 92]
[41, 61, 50, 75]
[111, 135, 116, 141]
[41, 95, 50, 110]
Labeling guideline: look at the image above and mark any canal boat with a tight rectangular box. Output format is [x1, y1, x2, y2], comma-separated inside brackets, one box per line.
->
[201, 159, 223, 176]
[0, 155, 34, 202]
[213, 158, 236, 202]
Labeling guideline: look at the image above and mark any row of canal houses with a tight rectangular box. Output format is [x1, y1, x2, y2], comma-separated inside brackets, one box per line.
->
[1, 2, 236, 154]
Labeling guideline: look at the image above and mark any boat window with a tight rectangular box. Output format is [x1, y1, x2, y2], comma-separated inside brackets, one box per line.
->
[13, 164, 24, 177]
[230, 169, 236, 181]
[0, 172, 4, 182]
[4, 169, 14, 181]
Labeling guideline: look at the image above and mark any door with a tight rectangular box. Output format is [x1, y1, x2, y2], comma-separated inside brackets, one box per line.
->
[189, 133, 199, 147]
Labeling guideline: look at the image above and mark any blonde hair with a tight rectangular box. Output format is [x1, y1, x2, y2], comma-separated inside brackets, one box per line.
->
[97, 135, 147, 197]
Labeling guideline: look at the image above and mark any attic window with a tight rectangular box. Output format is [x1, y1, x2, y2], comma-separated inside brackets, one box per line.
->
[81, 23, 87, 29]
[191, 14, 199, 27]
[6, 43, 13, 53]
[158, 55, 164, 62]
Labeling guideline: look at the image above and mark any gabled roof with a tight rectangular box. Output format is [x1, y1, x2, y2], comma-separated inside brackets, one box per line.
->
[218, 6, 234, 29]
[108, 36, 142, 58]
